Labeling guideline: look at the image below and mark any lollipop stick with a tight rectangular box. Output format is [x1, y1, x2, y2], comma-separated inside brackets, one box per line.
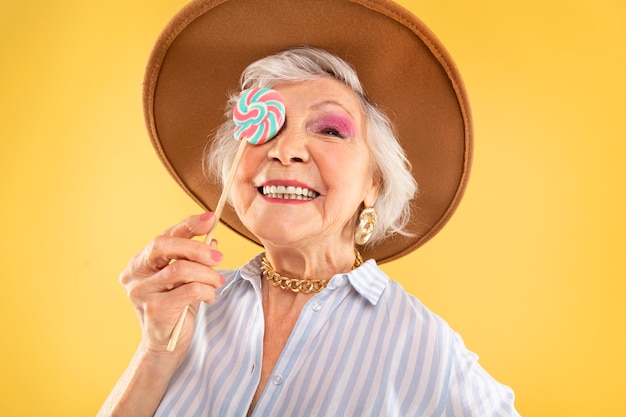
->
[203, 138, 248, 244]
[167, 86, 285, 351]
[167, 139, 248, 352]
[166, 305, 189, 352]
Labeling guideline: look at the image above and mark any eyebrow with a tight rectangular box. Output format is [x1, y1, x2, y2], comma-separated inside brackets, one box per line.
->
[309, 99, 357, 119]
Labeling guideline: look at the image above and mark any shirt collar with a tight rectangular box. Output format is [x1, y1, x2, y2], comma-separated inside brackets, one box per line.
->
[343, 258, 388, 305]
[217, 254, 263, 296]
[218, 254, 388, 305]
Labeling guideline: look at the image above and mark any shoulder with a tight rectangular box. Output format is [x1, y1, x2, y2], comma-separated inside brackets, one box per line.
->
[367, 265, 520, 416]
[363, 262, 457, 341]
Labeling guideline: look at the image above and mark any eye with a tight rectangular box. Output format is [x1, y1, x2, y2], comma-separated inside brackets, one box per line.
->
[309, 113, 356, 139]
[320, 127, 346, 138]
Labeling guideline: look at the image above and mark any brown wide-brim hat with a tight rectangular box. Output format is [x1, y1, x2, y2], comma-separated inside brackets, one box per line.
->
[144, 0, 472, 263]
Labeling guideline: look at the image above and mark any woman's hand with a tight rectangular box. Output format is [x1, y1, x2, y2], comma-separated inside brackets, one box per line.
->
[119, 212, 225, 356]
[97, 213, 224, 417]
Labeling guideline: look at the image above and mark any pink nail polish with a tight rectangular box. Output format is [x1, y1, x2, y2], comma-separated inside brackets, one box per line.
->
[211, 250, 223, 262]
[199, 212, 213, 221]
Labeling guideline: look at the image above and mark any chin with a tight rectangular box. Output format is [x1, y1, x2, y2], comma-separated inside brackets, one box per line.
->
[251, 226, 307, 248]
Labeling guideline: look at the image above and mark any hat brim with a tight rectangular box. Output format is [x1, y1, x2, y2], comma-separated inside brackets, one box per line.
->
[144, 0, 472, 263]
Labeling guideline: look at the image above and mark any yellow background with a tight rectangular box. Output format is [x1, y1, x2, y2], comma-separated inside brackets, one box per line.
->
[1, 0, 624, 415]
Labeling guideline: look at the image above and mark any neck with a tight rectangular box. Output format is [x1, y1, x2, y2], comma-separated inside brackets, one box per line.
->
[261, 249, 362, 294]
[261, 242, 358, 281]
[259, 245, 362, 314]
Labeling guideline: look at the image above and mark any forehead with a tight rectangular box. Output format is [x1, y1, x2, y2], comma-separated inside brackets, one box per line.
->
[273, 77, 364, 117]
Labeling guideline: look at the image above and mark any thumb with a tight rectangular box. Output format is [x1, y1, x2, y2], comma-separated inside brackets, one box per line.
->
[162, 212, 217, 240]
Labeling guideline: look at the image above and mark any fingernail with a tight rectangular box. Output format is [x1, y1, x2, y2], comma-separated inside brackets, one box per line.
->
[211, 249, 223, 262]
[199, 212, 213, 221]
[219, 274, 226, 284]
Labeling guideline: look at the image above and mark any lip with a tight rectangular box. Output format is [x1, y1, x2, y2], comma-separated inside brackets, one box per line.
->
[260, 179, 314, 188]
[257, 179, 320, 203]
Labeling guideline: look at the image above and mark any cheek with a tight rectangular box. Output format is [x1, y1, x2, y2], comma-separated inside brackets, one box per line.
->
[231, 148, 265, 205]
[236, 146, 266, 181]
[320, 150, 372, 189]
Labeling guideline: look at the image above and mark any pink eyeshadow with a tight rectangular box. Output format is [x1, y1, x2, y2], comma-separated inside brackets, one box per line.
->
[318, 113, 356, 137]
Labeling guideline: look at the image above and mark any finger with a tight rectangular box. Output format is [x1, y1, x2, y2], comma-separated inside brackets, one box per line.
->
[125, 267, 224, 331]
[164, 280, 221, 307]
[147, 235, 223, 270]
[119, 214, 222, 290]
[161, 212, 217, 240]
[140, 259, 226, 294]
[143, 213, 219, 272]
[132, 277, 222, 319]
[120, 239, 223, 291]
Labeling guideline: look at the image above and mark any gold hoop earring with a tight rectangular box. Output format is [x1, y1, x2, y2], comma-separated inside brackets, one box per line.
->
[355, 207, 377, 245]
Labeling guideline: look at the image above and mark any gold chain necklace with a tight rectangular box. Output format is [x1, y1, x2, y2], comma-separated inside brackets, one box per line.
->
[261, 249, 364, 294]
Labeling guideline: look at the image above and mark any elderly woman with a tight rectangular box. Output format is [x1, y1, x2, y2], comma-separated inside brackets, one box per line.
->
[99, 1, 520, 416]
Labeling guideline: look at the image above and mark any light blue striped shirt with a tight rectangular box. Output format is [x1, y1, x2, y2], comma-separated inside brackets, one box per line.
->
[155, 255, 520, 416]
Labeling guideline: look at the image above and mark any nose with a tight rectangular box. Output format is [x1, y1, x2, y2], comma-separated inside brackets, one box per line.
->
[266, 126, 310, 165]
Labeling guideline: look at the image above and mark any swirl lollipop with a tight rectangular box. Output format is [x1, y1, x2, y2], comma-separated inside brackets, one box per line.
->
[167, 87, 286, 351]
[234, 87, 286, 144]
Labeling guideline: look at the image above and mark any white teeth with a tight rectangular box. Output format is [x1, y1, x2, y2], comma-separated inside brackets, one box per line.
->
[261, 185, 319, 200]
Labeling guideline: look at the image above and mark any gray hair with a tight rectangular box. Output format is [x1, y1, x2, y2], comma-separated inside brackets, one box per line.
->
[205, 46, 417, 244]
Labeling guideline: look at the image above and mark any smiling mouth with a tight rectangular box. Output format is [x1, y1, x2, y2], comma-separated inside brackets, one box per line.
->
[259, 185, 320, 200]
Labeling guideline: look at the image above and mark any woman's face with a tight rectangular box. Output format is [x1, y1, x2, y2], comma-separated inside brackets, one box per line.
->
[231, 77, 380, 249]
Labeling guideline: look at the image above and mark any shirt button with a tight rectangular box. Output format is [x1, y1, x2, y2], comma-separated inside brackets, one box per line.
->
[272, 374, 284, 385]
[311, 301, 322, 311]
[335, 275, 347, 287]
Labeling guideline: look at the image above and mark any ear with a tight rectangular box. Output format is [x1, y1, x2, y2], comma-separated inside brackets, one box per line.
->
[364, 171, 382, 207]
